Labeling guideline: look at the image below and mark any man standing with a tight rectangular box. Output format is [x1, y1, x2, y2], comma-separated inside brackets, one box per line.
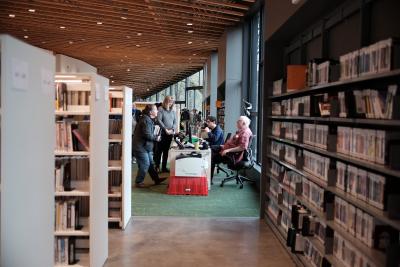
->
[131, 102, 142, 163]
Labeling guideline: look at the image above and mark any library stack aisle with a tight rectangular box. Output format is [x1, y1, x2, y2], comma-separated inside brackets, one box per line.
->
[54, 72, 109, 266]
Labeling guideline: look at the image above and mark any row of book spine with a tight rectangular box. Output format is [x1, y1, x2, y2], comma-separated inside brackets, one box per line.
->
[336, 126, 394, 165]
[303, 238, 324, 267]
[340, 38, 398, 80]
[55, 82, 90, 112]
[110, 98, 123, 109]
[272, 96, 311, 116]
[108, 170, 122, 194]
[54, 237, 76, 265]
[108, 143, 122, 161]
[55, 157, 90, 192]
[55, 199, 80, 231]
[109, 119, 122, 135]
[56, 120, 90, 152]
[336, 161, 385, 210]
[333, 232, 376, 267]
[302, 177, 324, 212]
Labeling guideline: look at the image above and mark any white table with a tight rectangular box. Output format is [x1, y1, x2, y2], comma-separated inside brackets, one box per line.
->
[168, 148, 212, 190]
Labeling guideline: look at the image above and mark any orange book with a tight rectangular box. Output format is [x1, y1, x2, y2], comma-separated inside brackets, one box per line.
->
[287, 65, 307, 91]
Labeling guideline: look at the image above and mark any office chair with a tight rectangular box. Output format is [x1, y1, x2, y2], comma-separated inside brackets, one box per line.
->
[216, 133, 233, 177]
[220, 135, 256, 189]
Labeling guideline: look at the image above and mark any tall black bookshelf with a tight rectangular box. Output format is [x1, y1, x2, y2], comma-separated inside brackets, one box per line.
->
[262, 1, 400, 267]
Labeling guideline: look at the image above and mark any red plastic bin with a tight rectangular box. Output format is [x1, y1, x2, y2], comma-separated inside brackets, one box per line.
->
[167, 176, 208, 196]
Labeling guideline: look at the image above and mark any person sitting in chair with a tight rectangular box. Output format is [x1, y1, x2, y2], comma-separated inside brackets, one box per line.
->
[203, 116, 224, 147]
[211, 116, 252, 183]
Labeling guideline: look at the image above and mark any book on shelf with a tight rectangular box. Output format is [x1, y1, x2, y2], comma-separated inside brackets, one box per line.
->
[287, 65, 307, 92]
[56, 120, 90, 152]
[55, 157, 90, 192]
[55, 82, 90, 112]
[108, 170, 122, 194]
[55, 199, 82, 231]
[72, 129, 89, 151]
[109, 143, 122, 161]
[340, 38, 400, 81]
[273, 79, 283, 96]
[55, 237, 78, 265]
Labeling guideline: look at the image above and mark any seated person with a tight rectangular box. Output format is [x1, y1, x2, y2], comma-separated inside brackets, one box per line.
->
[203, 116, 224, 147]
[211, 116, 252, 183]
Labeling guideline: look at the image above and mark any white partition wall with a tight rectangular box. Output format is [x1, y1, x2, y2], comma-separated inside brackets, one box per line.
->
[0, 35, 55, 267]
[90, 74, 109, 267]
[108, 86, 132, 229]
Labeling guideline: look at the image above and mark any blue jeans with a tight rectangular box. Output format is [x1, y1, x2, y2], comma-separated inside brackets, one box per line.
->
[134, 151, 159, 184]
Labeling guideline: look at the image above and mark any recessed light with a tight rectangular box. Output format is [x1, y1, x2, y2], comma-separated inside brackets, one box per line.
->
[193, 53, 197, 56]
[187, 23, 193, 26]
[137, 32, 142, 36]
[9, 14, 15, 18]
[126, 35, 131, 39]
[145, 41, 150, 44]
[204, 41, 209, 44]
[97, 21, 102, 25]
[42, 41, 46, 44]
[110, 75, 114, 78]
[147, 88, 150, 91]
[68, 41, 74, 44]
[112, 80, 115, 83]
[60, 26, 66, 29]
[188, 41, 192, 44]
[188, 30, 193, 33]
[121, 16, 127, 19]
[121, 59, 124, 62]
[136, 44, 141, 47]
[24, 35, 28, 39]
[28, 9, 35, 12]
[127, 68, 130, 72]
[106, 45, 110, 48]
[23, 29, 28, 32]
[189, 58, 192, 60]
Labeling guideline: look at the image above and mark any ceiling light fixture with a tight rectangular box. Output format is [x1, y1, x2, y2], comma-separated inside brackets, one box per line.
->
[69, 41, 74, 44]
[9, 14, 15, 18]
[106, 45, 110, 48]
[112, 80, 115, 83]
[137, 32, 142, 36]
[186, 23, 193, 26]
[54, 79, 83, 83]
[147, 88, 150, 91]
[193, 53, 196, 56]
[24, 35, 28, 39]
[23, 29, 27, 32]
[97, 21, 103, 25]
[121, 16, 127, 19]
[28, 9, 35, 12]
[136, 44, 141, 47]
[126, 35, 131, 39]
[188, 30, 193, 33]
[188, 41, 192, 44]
[127, 68, 130, 72]
[110, 75, 114, 78]
[60, 26, 66, 29]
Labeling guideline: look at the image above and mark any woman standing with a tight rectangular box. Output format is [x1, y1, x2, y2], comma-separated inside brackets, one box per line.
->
[132, 104, 167, 188]
[155, 95, 176, 173]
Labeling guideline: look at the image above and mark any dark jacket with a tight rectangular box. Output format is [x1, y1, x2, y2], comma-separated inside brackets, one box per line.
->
[206, 125, 224, 146]
[132, 115, 158, 153]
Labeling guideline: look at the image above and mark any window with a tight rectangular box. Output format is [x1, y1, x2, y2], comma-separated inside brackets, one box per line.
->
[245, 9, 263, 163]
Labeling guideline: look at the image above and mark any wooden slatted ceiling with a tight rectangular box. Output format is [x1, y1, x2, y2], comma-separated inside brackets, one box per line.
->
[0, 0, 254, 97]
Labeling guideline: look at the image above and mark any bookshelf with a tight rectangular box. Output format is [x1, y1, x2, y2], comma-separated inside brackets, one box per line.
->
[108, 86, 132, 229]
[54, 73, 109, 266]
[263, 1, 400, 267]
[0, 34, 55, 267]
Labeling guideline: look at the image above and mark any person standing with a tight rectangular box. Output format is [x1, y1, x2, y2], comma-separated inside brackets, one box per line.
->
[131, 102, 142, 163]
[132, 104, 167, 188]
[154, 96, 176, 173]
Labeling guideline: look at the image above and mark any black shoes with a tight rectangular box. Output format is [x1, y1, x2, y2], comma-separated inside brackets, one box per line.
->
[154, 177, 167, 185]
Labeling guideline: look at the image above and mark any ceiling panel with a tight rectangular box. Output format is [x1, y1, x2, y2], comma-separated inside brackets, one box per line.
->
[0, 0, 254, 97]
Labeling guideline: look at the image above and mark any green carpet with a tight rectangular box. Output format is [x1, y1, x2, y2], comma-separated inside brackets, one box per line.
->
[131, 166, 260, 217]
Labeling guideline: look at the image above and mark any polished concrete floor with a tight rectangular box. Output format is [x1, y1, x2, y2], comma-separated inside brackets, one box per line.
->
[105, 216, 295, 267]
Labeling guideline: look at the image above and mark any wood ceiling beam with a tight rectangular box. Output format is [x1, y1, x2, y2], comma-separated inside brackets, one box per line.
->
[194, 0, 250, 10]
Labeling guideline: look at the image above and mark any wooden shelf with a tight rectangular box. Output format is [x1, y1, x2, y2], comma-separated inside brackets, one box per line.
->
[54, 227, 90, 237]
[55, 110, 90, 116]
[55, 252, 89, 267]
[55, 190, 90, 197]
[269, 69, 400, 100]
[109, 139, 122, 143]
[108, 217, 121, 222]
[55, 151, 90, 156]
[265, 191, 291, 216]
[268, 135, 400, 178]
[269, 116, 400, 127]
[108, 193, 122, 198]
[264, 214, 306, 267]
[108, 166, 122, 171]
[109, 111, 123, 115]
[267, 154, 400, 231]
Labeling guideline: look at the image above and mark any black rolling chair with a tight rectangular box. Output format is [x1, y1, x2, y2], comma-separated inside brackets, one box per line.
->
[220, 135, 256, 189]
[216, 133, 233, 177]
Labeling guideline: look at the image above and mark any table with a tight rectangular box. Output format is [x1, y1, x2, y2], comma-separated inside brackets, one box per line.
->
[168, 148, 212, 190]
